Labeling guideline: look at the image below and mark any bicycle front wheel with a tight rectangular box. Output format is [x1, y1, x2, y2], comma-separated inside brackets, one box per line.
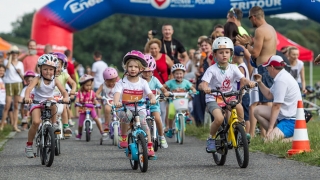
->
[128, 133, 138, 170]
[137, 133, 148, 172]
[177, 115, 185, 144]
[43, 126, 55, 167]
[234, 124, 249, 168]
[85, 121, 90, 142]
[113, 124, 119, 146]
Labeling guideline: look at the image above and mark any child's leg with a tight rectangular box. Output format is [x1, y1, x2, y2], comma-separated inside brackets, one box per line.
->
[152, 111, 163, 136]
[77, 113, 85, 137]
[104, 105, 111, 130]
[91, 108, 104, 133]
[139, 111, 155, 156]
[118, 109, 132, 148]
[28, 108, 41, 143]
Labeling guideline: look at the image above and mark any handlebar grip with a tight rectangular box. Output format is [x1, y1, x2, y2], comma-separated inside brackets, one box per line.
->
[224, 91, 237, 97]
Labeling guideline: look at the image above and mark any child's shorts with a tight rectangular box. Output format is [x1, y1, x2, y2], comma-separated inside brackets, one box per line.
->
[118, 109, 149, 132]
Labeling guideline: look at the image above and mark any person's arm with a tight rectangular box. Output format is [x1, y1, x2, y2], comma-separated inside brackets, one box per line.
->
[55, 79, 69, 102]
[95, 84, 104, 99]
[25, 77, 39, 103]
[267, 103, 282, 135]
[165, 55, 174, 69]
[246, 29, 264, 58]
[300, 65, 306, 93]
[5, 55, 12, 69]
[66, 76, 77, 99]
[254, 74, 273, 100]
[18, 54, 28, 62]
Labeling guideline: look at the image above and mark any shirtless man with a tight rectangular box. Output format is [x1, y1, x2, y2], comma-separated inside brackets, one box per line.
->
[236, 6, 277, 105]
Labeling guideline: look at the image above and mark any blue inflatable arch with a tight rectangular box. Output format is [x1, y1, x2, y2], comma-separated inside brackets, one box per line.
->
[31, 0, 320, 54]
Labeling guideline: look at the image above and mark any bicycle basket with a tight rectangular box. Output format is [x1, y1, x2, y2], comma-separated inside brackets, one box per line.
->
[172, 98, 189, 111]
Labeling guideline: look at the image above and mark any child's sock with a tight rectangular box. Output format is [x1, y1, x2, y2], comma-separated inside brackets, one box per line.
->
[63, 124, 69, 129]
[26, 142, 33, 146]
[148, 142, 153, 147]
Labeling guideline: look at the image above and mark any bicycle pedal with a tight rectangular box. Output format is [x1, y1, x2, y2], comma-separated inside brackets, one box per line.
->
[55, 132, 61, 134]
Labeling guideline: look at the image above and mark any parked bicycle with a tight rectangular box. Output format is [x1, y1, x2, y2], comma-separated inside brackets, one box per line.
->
[208, 84, 255, 168]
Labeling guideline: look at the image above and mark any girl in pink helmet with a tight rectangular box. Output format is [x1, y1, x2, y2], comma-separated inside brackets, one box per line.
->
[19, 70, 36, 130]
[96, 67, 119, 132]
[141, 54, 170, 148]
[114, 50, 157, 157]
[75, 74, 108, 140]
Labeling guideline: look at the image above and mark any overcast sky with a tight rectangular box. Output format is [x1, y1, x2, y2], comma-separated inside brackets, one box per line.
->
[0, 0, 308, 33]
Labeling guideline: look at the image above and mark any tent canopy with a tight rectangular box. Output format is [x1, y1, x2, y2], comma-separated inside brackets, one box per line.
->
[0, 37, 11, 51]
[276, 32, 313, 62]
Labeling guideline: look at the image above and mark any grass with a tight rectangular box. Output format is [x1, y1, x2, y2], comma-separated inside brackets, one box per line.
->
[0, 125, 12, 143]
[186, 120, 320, 166]
[304, 62, 320, 86]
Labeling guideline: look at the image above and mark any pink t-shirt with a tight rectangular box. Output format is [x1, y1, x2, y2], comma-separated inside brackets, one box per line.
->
[22, 55, 39, 72]
[77, 90, 95, 104]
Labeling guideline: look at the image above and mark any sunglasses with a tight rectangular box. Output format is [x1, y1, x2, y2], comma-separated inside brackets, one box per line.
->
[249, 14, 256, 20]
[229, 8, 238, 19]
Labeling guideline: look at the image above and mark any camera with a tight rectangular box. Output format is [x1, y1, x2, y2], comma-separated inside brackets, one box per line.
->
[151, 30, 157, 36]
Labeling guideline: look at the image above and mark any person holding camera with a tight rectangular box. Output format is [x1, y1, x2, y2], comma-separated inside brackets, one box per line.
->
[0, 46, 24, 132]
[19, 39, 39, 73]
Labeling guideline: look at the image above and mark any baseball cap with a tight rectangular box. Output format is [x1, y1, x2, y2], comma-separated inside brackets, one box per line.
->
[262, 55, 285, 67]
[234, 46, 244, 56]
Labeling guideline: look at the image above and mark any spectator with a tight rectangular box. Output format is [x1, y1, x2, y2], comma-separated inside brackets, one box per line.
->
[254, 55, 301, 142]
[227, 8, 249, 35]
[44, 44, 53, 54]
[212, 24, 224, 36]
[19, 39, 39, 73]
[287, 46, 306, 92]
[91, 51, 108, 92]
[77, 64, 85, 77]
[0, 46, 24, 132]
[86, 66, 92, 75]
[159, 24, 189, 64]
[65, 49, 76, 82]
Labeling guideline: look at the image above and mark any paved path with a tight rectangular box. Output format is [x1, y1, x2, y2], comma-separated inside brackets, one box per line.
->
[0, 124, 319, 180]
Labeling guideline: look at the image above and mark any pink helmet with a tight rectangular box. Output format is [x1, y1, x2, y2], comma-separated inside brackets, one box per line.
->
[79, 74, 94, 85]
[103, 67, 118, 80]
[24, 70, 36, 78]
[122, 50, 147, 67]
[144, 54, 156, 71]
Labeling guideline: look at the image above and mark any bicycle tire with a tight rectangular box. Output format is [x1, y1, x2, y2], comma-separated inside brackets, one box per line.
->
[234, 124, 249, 168]
[85, 121, 90, 142]
[128, 133, 138, 170]
[44, 126, 55, 167]
[153, 131, 159, 152]
[54, 134, 60, 156]
[113, 124, 119, 146]
[37, 135, 45, 165]
[213, 130, 228, 166]
[178, 115, 185, 144]
[137, 133, 148, 172]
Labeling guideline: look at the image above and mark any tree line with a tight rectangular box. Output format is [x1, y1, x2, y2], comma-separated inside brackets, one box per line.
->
[1, 11, 320, 69]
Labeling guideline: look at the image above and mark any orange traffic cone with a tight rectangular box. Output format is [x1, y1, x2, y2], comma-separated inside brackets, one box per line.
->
[287, 100, 311, 156]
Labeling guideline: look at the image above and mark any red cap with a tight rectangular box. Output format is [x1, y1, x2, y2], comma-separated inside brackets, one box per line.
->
[262, 55, 285, 67]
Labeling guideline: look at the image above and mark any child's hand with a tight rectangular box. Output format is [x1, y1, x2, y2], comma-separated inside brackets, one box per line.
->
[192, 89, 197, 94]
[70, 95, 75, 100]
[203, 87, 211, 94]
[96, 95, 102, 100]
[115, 102, 122, 108]
[164, 92, 170, 97]
[150, 98, 156, 105]
[62, 97, 69, 104]
[24, 98, 32, 104]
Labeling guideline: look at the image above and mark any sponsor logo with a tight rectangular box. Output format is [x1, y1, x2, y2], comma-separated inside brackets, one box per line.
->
[230, 0, 282, 12]
[64, 0, 104, 14]
[151, 0, 171, 9]
[130, 0, 215, 9]
[37, 44, 68, 52]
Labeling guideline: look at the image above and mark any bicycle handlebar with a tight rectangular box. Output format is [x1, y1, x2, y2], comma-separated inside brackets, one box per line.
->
[20, 99, 70, 105]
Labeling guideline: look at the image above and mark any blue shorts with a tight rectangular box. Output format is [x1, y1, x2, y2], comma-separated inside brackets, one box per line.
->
[257, 65, 274, 103]
[241, 93, 250, 121]
[276, 119, 295, 138]
[150, 103, 160, 113]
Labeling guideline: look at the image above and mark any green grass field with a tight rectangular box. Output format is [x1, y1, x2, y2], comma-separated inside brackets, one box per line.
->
[304, 63, 320, 86]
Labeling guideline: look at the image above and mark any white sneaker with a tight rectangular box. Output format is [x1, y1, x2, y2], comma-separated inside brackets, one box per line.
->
[102, 133, 109, 140]
[25, 146, 34, 158]
[160, 136, 168, 148]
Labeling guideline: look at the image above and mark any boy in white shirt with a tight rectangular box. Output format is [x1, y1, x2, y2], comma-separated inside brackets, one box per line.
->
[199, 37, 256, 153]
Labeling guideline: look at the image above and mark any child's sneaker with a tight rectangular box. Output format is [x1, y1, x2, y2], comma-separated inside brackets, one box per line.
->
[102, 133, 109, 140]
[246, 133, 251, 144]
[103, 124, 110, 133]
[206, 138, 216, 153]
[166, 129, 173, 138]
[119, 135, 128, 148]
[148, 144, 155, 157]
[25, 146, 34, 158]
[75, 134, 81, 140]
[64, 127, 73, 137]
[160, 136, 168, 148]
[68, 119, 75, 127]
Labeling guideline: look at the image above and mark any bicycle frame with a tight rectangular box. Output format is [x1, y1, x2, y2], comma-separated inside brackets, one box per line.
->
[227, 108, 240, 148]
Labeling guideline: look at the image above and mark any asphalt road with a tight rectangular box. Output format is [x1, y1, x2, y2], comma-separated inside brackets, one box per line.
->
[0, 124, 319, 180]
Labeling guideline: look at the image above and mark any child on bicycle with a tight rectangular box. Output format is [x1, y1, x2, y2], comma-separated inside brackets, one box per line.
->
[141, 54, 169, 148]
[199, 37, 255, 153]
[75, 74, 108, 140]
[114, 50, 157, 157]
[163, 63, 197, 138]
[24, 54, 70, 158]
[96, 67, 119, 133]
[53, 52, 77, 137]
[20, 70, 36, 131]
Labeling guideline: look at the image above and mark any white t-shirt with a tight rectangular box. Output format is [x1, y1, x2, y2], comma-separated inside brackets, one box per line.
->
[3, 59, 24, 83]
[270, 69, 302, 120]
[114, 77, 152, 111]
[33, 77, 56, 102]
[233, 62, 249, 91]
[92, 60, 108, 89]
[201, 63, 244, 103]
[20, 86, 35, 98]
[290, 60, 304, 83]
[0, 78, 5, 105]
[102, 83, 116, 99]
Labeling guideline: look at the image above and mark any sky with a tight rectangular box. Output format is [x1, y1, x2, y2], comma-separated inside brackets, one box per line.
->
[0, 0, 308, 33]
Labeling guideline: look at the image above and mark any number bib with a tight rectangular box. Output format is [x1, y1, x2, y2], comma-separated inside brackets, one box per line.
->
[78, 107, 92, 113]
[214, 95, 237, 107]
[122, 89, 143, 106]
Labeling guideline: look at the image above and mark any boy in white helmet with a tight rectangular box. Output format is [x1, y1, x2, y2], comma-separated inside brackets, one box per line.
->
[199, 37, 256, 153]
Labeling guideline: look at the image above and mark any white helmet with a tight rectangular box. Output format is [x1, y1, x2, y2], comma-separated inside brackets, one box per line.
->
[212, 37, 234, 52]
[171, 63, 186, 73]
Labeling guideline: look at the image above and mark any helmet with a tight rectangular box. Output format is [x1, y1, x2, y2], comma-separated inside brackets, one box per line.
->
[37, 54, 58, 68]
[79, 74, 94, 85]
[212, 37, 234, 52]
[103, 67, 118, 80]
[122, 50, 147, 68]
[144, 54, 156, 71]
[52, 52, 68, 69]
[171, 63, 186, 73]
[24, 70, 36, 78]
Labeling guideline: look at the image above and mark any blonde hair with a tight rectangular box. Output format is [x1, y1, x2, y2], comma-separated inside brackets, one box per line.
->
[287, 46, 298, 55]
[124, 59, 145, 71]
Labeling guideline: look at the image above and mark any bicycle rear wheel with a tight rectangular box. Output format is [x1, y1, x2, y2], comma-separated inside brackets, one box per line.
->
[137, 133, 148, 172]
[85, 121, 90, 142]
[113, 124, 119, 146]
[43, 126, 55, 167]
[128, 133, 138, 170]
[54, 134, 60, 156]
[234, 124, 249, 168]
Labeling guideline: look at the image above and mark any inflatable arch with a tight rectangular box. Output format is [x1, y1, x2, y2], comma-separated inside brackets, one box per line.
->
[31, 0, 320, 54]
